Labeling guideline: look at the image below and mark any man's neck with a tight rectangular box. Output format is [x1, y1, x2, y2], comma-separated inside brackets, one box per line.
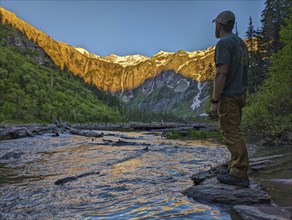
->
[220, 31, 232, 38]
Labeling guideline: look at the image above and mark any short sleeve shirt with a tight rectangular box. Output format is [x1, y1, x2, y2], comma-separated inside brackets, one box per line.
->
[215, 33, 248, 95]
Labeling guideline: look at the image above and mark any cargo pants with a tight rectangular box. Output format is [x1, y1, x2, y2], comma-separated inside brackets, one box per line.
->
[218, 93, 249, 178]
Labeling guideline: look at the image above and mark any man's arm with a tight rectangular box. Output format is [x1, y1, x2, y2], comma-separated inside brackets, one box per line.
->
[213, 64, 228, 100]
[210, 64, 228, 116]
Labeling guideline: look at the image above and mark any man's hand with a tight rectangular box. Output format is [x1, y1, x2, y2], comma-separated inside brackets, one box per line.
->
[209, 103, 219, 120]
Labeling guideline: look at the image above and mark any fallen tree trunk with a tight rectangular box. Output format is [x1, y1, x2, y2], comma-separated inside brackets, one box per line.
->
[68, 128, 104, 138]
[0, 127, 34, 139]
[102, 139, 151, 147]
[0, 124, 104, 140]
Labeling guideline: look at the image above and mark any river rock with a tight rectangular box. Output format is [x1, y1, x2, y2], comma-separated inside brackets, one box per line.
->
[183, 177, 271, 205]
[233, 205, 292, 220]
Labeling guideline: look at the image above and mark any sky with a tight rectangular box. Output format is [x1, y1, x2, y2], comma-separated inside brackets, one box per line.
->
[2, 0, 265, 57]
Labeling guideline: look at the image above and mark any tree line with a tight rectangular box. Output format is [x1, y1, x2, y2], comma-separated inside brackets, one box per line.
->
[244, 0, 291, 138]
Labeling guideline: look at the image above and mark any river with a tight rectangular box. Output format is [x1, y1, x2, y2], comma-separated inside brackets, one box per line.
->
[0, 130, 291, 219]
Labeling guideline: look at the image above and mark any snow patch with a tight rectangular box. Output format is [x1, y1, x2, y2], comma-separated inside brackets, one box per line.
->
[191, 81, 208, 110]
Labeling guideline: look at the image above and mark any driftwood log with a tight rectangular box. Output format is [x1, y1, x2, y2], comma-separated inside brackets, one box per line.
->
[102, 139, 151, 147]
[68, 128, 104, 138]
[0, 127, 34, 139]
[0, 123, 104, 140]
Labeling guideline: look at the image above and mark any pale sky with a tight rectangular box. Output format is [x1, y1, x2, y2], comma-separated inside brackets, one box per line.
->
[2, 0, 265, 57]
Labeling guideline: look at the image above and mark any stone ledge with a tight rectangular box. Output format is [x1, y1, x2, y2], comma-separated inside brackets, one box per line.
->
[183, 177, 271, 205]
[233, 205, 292, 220]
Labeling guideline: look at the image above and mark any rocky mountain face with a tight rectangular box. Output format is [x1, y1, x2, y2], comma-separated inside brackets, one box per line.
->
[118, 70, 209, 117]
[0, 7, 215, 116]
[5, 27, 57, 69]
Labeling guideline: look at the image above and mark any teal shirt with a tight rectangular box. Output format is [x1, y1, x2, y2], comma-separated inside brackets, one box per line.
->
[215, 33, 248, 96]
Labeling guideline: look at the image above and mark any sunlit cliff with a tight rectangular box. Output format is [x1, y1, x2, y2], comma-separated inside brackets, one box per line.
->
[0, 7, 215, 93]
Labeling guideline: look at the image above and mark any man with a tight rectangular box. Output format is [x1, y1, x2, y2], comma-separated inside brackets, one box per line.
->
[210, 10, 250, 187]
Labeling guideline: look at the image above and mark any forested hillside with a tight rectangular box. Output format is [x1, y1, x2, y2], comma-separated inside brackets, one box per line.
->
[0, 24, 125, 123]
[244, 1, 292, 141]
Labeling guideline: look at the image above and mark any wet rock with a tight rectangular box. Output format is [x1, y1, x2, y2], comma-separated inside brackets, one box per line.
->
[190, 164, 228, 185]
[233, 205, 292, 220]
[1, 152, 24, 160]
[54, 176, 77, 185]
[183, 177, 271, 205]
[186, 154, 291, 206]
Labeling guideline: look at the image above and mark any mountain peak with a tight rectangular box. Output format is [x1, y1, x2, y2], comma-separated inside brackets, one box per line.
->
[102, 53, 148, 66]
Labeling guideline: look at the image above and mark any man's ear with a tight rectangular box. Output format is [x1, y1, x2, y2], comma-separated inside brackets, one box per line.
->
[216, 22, 221, 30]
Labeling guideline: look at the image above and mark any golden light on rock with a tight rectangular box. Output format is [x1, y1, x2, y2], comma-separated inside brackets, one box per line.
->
[0, 7, 215, 93]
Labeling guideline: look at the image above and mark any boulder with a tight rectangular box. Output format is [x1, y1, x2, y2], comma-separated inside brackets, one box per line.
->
[183, 177, 271, 205]
[233, 205, 292, 220]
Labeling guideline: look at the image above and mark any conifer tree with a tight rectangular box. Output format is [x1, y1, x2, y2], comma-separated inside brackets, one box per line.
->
[259, 0, 292, 77]
[246, 0, 291, 93]
[244, 8, 292, 137]
[245, 17, 263, 93]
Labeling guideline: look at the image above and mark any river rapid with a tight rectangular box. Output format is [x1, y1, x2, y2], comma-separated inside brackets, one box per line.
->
[0, 130, 290, 219]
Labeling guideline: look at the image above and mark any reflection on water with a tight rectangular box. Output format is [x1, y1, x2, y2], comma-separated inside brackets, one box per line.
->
[251, 145, 292, 207]
[1, 131, 232, 219]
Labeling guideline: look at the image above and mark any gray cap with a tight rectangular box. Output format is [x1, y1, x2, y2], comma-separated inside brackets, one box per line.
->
[212, 10, 235, 25]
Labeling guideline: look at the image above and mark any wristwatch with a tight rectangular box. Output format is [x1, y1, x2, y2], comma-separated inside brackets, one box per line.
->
[211, 99, 219, 104]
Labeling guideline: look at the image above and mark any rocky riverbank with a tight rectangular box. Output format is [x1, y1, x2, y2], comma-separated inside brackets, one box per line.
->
[184, 146, 292, 220]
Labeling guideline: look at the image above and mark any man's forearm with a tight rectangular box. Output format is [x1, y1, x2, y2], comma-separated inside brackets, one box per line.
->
[213, 71, 227, 101]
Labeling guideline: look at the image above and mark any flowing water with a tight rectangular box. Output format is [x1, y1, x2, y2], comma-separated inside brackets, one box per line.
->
[0, 130, 291, 219]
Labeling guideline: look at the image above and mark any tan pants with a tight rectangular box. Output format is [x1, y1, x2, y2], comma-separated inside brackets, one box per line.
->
[218, 93, 249, 178]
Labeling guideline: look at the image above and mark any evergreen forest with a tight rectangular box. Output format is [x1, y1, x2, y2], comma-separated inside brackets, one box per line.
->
[0, 24, 125, 123]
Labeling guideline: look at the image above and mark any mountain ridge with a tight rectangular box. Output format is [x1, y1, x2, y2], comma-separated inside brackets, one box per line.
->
[0, 7, 215, 93]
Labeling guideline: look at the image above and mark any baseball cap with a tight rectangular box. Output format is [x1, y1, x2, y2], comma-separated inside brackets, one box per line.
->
[212, 10, 235, 25]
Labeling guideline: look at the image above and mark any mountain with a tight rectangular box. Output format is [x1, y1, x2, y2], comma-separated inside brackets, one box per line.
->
[0, 21, 124, 123]
[0, 7, 215, 95]
[0, 7, 218, 118]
